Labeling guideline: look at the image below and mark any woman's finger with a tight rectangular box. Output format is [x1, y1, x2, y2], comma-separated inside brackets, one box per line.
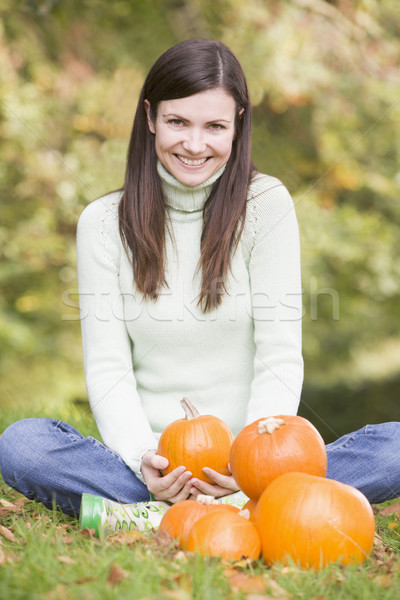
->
[150, 468, 193, 501]
[201, 468, 239, 490]
[150, 453, 169, 471]
[164, 477, 194, 503]
[189, 481, 232, 498]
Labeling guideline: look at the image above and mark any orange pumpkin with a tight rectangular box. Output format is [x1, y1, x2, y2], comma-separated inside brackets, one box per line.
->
[158, 495, 239, 548]
[255, 472, 375, 569]
[243, 498, 257, 524]
[186, 509, 261, 561]
[157, 398, 234, 483]
[229, 415, 327, 500]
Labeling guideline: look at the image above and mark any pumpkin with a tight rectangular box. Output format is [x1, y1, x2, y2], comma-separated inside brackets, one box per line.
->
[157, 398, 234, 483]
[186, 508, 261, 561]
[229, 415, 327, 500]
[243, 498, 257, 524]
[255, 472, 375, 569]
[158, 495, 239, 548]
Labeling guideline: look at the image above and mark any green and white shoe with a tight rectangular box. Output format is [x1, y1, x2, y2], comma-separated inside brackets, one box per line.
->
[79, 493, 171, 537]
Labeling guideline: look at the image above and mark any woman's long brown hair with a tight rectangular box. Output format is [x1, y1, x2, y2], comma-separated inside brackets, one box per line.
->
[119, 39, 255, 312]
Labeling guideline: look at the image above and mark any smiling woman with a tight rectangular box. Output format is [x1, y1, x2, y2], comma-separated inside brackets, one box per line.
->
[0, 39, 399, 520]
[144, 88, 238, 187]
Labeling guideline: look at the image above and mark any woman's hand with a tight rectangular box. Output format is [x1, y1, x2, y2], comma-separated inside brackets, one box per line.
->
[141, 450, 193, 503]
[188, 466, 239, 499]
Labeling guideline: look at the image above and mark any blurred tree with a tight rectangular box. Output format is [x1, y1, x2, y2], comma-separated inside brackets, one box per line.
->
[0, 0, 399, 437]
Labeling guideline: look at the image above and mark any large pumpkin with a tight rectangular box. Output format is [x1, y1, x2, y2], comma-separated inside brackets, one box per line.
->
[157, 398, 234, 483]
[229, 415, 327, 500]
[255, 472, 375, 569]
[158, 495, 239, 548]
[186, 509, 261, 561]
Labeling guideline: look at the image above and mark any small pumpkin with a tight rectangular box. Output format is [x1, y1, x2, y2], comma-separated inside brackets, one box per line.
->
[229, 415, 327, 500]
[186, 508, 261, 561]
[158, 495, 239, 548]
[157, 398, 234, 483]
[255, 472, 375, 569]
[243, 498, 257, 524]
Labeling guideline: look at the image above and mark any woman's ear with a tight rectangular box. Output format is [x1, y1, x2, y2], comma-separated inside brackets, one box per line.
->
[144, 99, 156, 134]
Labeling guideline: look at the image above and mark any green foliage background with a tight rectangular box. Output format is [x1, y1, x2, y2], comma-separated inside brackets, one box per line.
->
[1, 0, 399, 441]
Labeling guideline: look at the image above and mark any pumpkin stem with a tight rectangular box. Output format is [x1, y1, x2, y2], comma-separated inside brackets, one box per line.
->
[238, 508, 251, 519]
[180, 397, 200, 420]
[196, 494, 218, 505]
[257, 417, 286, 435]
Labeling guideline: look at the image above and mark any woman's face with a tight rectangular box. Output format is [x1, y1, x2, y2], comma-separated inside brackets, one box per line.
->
[145, 88, 237, 187]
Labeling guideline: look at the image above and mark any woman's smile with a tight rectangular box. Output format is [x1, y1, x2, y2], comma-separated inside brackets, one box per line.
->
[175, 155, 209, 167]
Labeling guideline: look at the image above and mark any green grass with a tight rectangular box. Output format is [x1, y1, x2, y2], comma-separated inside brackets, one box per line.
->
[1, 404, 400, 599]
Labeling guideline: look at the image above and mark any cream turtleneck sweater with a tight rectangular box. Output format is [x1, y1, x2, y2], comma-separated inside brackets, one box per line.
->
[76, 163, 303, 479]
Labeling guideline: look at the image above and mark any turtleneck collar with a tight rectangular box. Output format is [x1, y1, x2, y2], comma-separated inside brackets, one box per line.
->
[157, 160, 226, 213]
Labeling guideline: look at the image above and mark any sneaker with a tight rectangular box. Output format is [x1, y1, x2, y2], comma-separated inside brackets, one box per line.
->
[79, 493, 171, 537]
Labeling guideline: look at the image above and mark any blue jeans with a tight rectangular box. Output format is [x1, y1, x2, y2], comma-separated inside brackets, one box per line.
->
[0, 419, 399, 517]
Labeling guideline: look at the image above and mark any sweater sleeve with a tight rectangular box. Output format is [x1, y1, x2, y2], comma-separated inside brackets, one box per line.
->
[243, 175, 304, 422]
[76, 193, 158, 481]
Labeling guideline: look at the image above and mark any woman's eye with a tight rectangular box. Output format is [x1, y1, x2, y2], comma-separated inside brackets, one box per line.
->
[208, 123, 225, 131]
[168, 119, 184, 127]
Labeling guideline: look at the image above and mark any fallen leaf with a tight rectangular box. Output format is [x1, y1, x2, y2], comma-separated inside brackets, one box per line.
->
[44, 584, 68, 600]
[62, 536, 73, 544]
[372, 543, 397, 569]
[107, 563, 129, 586]
[14, 497, 30, 508]
[35, 514, 49, 523]
[109, 529, 144, 546]
[154, 528, 176, 546]
[0, 497, 29, 516]
[371, 574, 393, 588]
[164, 590, 191, 600]
[279, 566, 300, 575]
[228, 572, 268, 593]
[374, 532, 383, 545]
[57, 555, 76, 565]
[0, 525, 16, 542]
[0, 547, 7, 565]
[0, 498, 17, 510]
[230, 557, 256, 569]
[75, 576, 95, 584]
[245, 594, 278, 600]
[168, 572, 193, 591]
[223, 567, 237, 577]
[265, 579, 291, 599]
[174, 550, 188, 562]
[329, 571, 345, 584]
[379, 502, 400, 516]
[80, 527, 96, 539]
[153, 528, 180, 556]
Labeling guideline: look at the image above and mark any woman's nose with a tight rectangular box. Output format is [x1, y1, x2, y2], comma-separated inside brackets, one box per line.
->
[182, 129, 206, 155]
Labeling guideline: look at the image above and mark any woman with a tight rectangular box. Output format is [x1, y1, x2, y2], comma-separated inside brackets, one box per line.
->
[0, 40, 399, 517]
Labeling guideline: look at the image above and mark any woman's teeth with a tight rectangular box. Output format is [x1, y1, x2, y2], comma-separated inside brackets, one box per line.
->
[177, 155, 208, 166]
